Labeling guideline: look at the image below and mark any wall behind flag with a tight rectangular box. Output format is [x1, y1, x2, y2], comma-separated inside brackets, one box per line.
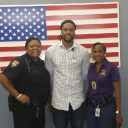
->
[0, 0, 128, 128]
[0, 2, 120, 72]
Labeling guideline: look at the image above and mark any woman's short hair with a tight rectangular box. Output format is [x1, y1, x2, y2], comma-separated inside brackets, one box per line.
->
[25, 37, 41, 48]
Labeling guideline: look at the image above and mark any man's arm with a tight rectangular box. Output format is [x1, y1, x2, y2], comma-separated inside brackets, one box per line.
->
[81, 50, 90, 81]
[45, 49, 53, 87]
[45, 49, 54, 117]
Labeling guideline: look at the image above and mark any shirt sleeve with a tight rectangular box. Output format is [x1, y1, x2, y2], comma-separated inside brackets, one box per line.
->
[2, 59, 23, 82]
[110, 64, 121, 83]
[45, 49, 53, 88]
[81, 49, 90, 81]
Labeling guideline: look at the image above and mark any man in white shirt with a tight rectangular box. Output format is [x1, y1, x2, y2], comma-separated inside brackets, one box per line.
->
[45, 20, 90, 128]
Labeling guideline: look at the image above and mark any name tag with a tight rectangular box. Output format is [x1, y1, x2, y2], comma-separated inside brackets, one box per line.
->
[72, 56, 77, 62]
[95, 106, 100, 117]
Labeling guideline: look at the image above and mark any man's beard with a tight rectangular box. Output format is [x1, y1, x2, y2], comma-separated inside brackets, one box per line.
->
[62, 35, 74, 43]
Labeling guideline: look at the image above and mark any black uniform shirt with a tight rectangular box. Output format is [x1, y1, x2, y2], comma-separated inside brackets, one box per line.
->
[2, 53, 50, 102]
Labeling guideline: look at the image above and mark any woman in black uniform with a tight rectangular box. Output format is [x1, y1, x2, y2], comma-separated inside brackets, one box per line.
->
[0, 37, 50, 128]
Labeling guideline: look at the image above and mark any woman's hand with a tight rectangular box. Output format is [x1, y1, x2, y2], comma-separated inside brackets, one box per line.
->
[17, 94, 30, 104]
[116, 114, 123, 127]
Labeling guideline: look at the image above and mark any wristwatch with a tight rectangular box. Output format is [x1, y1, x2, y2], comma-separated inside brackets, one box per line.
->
[116, 110, 123, 114]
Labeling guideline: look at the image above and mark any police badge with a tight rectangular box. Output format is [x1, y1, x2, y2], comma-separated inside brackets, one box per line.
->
[11, 60, 20, 68]
[99, 70, 106, 77]
[92, 81, 97, 89]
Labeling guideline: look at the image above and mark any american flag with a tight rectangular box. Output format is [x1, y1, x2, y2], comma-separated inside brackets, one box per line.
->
[0, 2, 120, 71]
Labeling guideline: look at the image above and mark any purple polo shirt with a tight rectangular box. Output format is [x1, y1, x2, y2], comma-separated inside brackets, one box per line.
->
[88, 58, 121, 101]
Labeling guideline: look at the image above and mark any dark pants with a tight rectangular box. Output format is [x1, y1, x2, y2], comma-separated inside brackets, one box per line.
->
[13, 105, 45, 128]
[86, 102, 116, 128]
[52, 102, 85, 128]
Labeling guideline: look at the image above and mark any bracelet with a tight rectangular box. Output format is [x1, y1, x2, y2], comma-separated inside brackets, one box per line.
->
[16, 94, 22, 99]
[116, 110, 123, 114]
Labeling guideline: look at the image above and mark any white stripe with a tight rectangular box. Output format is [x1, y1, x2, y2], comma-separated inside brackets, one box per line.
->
[0, 51, 46, 57]
[46, 18, 118, 26]
[46, 8, 118, 16]
[47, 28, 119, 35]
[0, 2, 118, 7]
[88, 47, 119, 53]
[0, 38, 119, 47]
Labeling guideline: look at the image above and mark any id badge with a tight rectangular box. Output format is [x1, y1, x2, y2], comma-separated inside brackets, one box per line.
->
[95, 106, 100, 117]
[72, 56, 77, 62]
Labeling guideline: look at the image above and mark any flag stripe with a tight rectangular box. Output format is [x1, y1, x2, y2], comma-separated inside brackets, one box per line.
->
[106, 52, 118, 57]
[0, 45, 50, 51]
[0, 38, 120, 46]
[47, 19, 118, 26]
[47, 23, 118, 30]
[46, 3, 117, 10]
[47, 28, 119, 36]
[0, 52, 119, 62]
[0, 42, 118, 52]
[47, 33, 118, 40]
[46, 13, 117, 21]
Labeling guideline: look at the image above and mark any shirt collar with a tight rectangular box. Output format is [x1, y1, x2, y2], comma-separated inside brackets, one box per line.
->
[92, 58, 109, 67]
[25, 53, 41, 63]
[58, 41, 77, 50]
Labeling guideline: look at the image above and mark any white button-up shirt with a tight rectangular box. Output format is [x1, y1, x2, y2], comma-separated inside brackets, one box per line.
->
[45, 41, 90, 111]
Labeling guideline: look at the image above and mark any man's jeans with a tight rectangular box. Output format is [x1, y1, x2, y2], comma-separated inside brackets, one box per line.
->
[86, 102, 116, 128]
[52, 102, 85, 128]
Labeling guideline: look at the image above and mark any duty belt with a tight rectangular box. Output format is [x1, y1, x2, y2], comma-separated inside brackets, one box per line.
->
[88, 100, 102, 107]
[88, 94, 115, 107]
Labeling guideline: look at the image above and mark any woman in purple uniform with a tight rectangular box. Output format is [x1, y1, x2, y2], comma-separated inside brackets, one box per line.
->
[86, 42, 123, 128]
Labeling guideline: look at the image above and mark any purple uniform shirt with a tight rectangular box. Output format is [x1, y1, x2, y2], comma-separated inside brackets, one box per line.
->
[88, 58, 121, 101]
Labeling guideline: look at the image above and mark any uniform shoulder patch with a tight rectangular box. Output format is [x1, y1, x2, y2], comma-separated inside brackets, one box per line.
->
[11, 60, 20, 68]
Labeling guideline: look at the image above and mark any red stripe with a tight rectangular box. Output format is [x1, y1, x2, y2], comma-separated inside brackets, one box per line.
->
[0, 45, 51, 52]
[46, 3, 117, 10]
[0, 52, 118, 62]
[0, 57, 16, 61]
[47, 23, 118, 30]
[47, 33, 118, 40]
[106, 52, 118, 57]
[81, 42, 118, 48]
[0, 42, 118, 52]
[0, 61, 120, 71]
[112, 62, 119, 66]
[46, 13, 118, 21]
